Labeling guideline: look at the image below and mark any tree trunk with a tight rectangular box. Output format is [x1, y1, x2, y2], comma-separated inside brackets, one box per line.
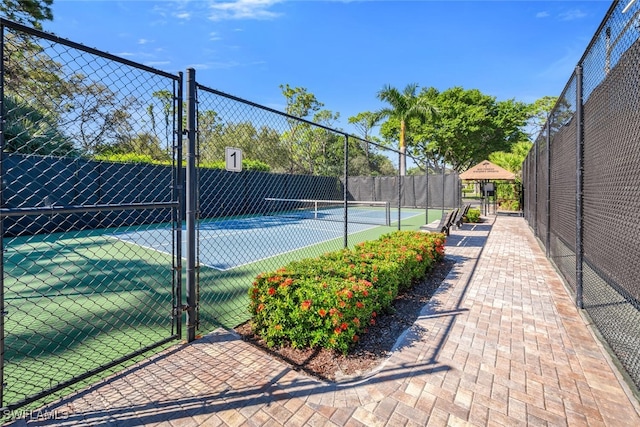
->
[399, 120, 406, 176]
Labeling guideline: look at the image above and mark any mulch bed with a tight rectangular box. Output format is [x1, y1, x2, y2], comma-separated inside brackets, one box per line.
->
[233, 258, 455, 382]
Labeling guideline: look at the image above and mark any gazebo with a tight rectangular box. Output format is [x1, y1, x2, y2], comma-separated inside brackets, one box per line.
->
[459, 160, 516, 215]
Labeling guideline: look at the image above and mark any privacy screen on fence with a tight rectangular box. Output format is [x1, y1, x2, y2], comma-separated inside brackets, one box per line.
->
[522, 0, 640, 393]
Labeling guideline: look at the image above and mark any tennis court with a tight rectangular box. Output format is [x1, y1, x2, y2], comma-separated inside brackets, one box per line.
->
[111, 200, 421, 270]
[3, 204, 435, 408]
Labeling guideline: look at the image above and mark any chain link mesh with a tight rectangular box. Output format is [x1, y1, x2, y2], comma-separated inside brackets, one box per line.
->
[1, 21, 181, 410]
[191, 85, 460, 335]
[548, 76, 577, 291]
[0, 17, 462, 412]
[523, 1, 640, 392]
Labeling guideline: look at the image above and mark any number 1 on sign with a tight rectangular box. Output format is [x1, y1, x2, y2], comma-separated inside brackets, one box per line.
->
[225, 147, 242, 172]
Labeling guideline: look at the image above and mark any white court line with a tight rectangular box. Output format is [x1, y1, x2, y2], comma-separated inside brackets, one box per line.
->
[200, 221, 379, 271]
[105, 210, 424, 272]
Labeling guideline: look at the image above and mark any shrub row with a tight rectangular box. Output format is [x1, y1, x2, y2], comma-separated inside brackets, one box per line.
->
[248, 230, 446, 354]
[464, 208, 481, 223]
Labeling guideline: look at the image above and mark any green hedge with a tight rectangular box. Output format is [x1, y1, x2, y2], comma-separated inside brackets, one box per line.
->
[248, 230, 446, 353]
[464, 208, 481, 223]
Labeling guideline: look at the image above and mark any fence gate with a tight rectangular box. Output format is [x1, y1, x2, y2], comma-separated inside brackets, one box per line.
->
[0, 19, 183, 411]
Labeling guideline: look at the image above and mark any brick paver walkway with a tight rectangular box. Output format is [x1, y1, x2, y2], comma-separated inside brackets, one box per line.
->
[13, 216, 640, 426]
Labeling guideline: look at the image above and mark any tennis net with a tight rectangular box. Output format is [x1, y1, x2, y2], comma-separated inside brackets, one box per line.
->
[263, 198, 391, 226]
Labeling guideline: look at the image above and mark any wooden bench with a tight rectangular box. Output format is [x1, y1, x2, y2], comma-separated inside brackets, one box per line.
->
[454, 203, 471, 228]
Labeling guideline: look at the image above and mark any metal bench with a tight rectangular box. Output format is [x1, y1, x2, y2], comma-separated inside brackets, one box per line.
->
[420, 207, 459, 235]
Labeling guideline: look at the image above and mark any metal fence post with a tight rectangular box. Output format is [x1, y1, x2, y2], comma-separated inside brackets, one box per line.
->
[425, 162, 429, 224]
[397, 152, 401, 230]
[174, 71, 184, 339]
[441, 160, 445, 215]
[533, 138, 538, 236]
[575, 65, 584, 310]
[185, 68, 198, 341]
[546, 115, 551, 257]
[0, 22, 5, 408]
[343, 134, 348, 248]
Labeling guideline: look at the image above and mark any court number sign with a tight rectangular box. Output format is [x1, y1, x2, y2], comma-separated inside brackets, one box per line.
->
[225, 147, 242, 172]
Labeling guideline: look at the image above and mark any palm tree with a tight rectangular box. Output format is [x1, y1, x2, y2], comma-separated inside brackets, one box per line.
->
[376, 83, 437, 175]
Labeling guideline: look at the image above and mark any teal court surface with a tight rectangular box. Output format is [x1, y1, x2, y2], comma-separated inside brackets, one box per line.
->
[110, 206, 425, 270]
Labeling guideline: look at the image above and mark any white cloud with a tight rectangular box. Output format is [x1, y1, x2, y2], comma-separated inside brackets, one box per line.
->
[536, 11, 550, 19]
[537, 46, 581, 81]
[116, 52, 135, 57]
[559, 9, 587, 21]
[186, 60, 254, 70]
[138, 38, 153, 45]
[208, 0, 283, 21]
[210, 32, 222, 41]
[175, 12, 191, 19]
[145, 61, 171, 67]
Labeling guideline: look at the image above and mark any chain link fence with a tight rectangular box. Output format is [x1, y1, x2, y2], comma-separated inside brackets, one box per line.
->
[188, 79, 460, 336]
[0, 19, 183, 411]
[0, 18, 461, 412]
[523, 0, 640, 393]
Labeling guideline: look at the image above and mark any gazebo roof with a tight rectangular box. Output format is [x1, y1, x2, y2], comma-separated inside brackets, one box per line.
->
[459, 160, 516, 181]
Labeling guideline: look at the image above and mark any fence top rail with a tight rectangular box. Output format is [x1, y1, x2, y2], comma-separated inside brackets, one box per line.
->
[195, 79, 421, 160]
[575, 0, 619, 69]
[0, 17, 180, 81]
[530, 0, 635, 150]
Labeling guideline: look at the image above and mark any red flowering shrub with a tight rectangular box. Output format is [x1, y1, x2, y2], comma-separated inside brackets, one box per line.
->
[248, 231, 446, 353]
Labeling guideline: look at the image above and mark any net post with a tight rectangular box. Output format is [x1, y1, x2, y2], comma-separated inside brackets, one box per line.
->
[185, 68, 197, 342]
[386, 201, 391, 226]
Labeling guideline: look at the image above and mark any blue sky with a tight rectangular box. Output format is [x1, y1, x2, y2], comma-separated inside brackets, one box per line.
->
[45, 0, 613, 135]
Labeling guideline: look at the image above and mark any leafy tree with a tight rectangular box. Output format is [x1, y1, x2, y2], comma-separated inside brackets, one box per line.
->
[0, 0, 53, 29]
[100, 133, 169, 162]
[528, 96, 557, 139]
[488, 141, 533, 177]
[279, 84, 345, 175]
[194, 110, 286, 171]
[3, 32, 76, 120]
[195, 109, 222, 162]
[56, 74, 140, 155]
[488, 141, 532, 211]
[405, 87, 530, 173]
[151, 90, 174, 155]
[3, 25, 141, 157]
[375, 83, 437, 176]
[3, 95, 75, 156]
[348, 111, 380, 142]
[348, 111, 383, 159]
